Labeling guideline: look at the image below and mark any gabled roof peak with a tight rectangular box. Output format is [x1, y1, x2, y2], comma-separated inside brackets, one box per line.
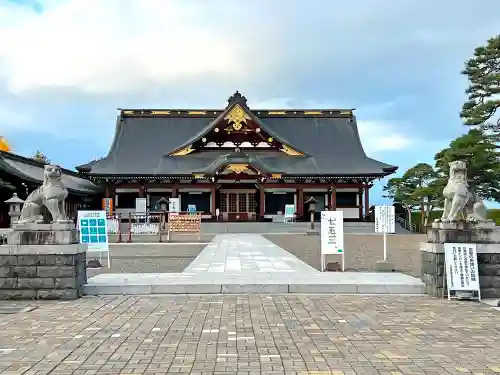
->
[227, 91, 248, 108]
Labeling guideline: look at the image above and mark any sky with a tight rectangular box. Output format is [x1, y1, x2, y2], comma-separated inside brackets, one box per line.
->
[1, 0, 499, 205]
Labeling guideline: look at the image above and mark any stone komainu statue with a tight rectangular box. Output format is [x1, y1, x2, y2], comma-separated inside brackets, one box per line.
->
[17, 164, 70, 224]
[440, 160, 488, 222]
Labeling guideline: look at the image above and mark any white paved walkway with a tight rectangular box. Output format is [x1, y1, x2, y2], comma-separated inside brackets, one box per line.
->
[183, 234, 317, 274]
[85, 234, 425, 295]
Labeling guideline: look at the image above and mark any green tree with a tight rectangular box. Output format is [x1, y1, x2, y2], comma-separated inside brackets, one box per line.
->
[460, 35, 500, 134]
[32, 150, 50, 164]
[383, 163, 442, 229]
[401, 163, 441, 227]
[434, 128, 500, 202]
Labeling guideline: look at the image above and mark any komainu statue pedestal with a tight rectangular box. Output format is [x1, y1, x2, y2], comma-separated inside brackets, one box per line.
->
[421, 220, 500, 299]
[0, 164, 87, 300]
[8, 222, 78, 245]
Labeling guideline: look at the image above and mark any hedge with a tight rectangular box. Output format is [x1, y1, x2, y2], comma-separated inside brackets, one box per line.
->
[409, 209, 500, 228]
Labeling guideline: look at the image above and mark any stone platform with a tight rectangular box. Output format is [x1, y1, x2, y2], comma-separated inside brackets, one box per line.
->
[8, 222, 78, 245]
[85, 234, 424, 295]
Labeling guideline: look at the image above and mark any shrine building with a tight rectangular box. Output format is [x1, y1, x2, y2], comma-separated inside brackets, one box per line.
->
[76, 92, 398, 221]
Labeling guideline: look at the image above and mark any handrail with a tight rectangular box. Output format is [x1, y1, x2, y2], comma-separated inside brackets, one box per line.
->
[395, 214, 417, 232]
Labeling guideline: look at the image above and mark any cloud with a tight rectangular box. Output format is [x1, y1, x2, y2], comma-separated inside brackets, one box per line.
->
[357, 120, 416, 153]
[0, 0, 499, 97]
[0, 0, 258, 94]
[0, 103, 32, 133]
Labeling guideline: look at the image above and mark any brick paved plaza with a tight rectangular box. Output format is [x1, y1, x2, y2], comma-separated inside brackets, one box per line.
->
[0, 295, 499, 375]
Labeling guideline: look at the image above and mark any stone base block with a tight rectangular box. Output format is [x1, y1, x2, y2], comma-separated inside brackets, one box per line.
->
[375, 260, 395, 272]
[432, 220, 496, 230]
[306, 229, 319, 236]
[12, 222, 75, 231]
[428, 221, 497, 243]
[8, 229, 78, 245]
[421, 244, 500, 299]
[0, 243, 87, 300]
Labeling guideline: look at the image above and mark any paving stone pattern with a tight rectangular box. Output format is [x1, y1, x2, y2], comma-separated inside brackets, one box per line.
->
[0, 295, 500, 374]
[183, 235, 318, 274]
[85, 235, 424, 295]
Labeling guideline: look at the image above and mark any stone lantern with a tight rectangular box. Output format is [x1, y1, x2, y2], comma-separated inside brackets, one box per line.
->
[157, 197, 169, 212]
[304, 196, 319, 230]
[4, 193, 24, 227]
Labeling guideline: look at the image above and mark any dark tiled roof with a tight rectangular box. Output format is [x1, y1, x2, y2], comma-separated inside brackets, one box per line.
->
[0, 151, 100, 194]
[77, 111, 397, 177]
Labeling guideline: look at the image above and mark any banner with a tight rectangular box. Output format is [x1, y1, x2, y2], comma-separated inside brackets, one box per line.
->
[102, 198, 113, 216]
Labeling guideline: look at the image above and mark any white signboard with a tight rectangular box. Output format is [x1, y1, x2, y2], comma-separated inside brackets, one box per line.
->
[375, 205, 395, 233]
[284, 204, 295, 222]
[135, 197, 146, 213]
[169, 197, 180, 213]
[375, 205, 395, 262]
[77, 210, 110, 268]
[320, 211, 344, 271]
[444, 243, 480, 300]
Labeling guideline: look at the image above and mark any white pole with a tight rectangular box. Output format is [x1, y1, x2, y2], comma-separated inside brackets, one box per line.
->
[107, 249, 111, 269]
[341, 252, 345, 272]
[383, 230, 387, 261]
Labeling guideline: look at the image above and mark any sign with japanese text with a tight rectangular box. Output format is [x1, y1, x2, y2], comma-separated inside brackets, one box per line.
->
[168, 213, 201, 233]
[320, 211, 344, 254]
[284, 204, 295, 218]
[77, 210, 108, 251]
[135, 198, 146, 213]
[187, 204, 197, 214]
[375, 205, 395, 233]
[444, 243, 480, 295]
[102, 198, 113, 216]
[169, 197, 180, 213]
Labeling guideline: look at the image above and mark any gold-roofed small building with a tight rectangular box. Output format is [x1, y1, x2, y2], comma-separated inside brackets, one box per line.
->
[0, 137, 11, 152]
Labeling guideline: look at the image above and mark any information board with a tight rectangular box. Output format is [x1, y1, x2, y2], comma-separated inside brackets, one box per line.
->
[375, 205, 395, 233]
[187, 204, 197, 214]
[169, 197, 180, 213]
[284, 204, 295, 222]
[77, 210, 110, 268]
[444, 243, 480, 300]
[320, 211, 344, 271]
[135, 198, 146, 213]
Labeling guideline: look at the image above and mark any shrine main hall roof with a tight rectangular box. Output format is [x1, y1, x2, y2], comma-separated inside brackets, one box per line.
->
[77, 92, 398, 180]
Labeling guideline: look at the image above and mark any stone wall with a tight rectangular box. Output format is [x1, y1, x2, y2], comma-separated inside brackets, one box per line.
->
[478, 253, 500, 298]
[421, 250, 445, 297]
[421, 242, 500, 299]
[0, 244, 87, 300]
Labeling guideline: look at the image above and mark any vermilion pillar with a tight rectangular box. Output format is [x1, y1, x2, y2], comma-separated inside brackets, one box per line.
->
[211, 185, 217, 219]
[358, 188, 363, 220]
[259, 185, 265, 218]
[330, 184, 337, 211]
[297, 188, 304, 218]
[364, 184, 370, 218]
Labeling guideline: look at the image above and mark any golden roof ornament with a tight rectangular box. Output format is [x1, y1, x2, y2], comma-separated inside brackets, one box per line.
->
[224, 104, 251, 131]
